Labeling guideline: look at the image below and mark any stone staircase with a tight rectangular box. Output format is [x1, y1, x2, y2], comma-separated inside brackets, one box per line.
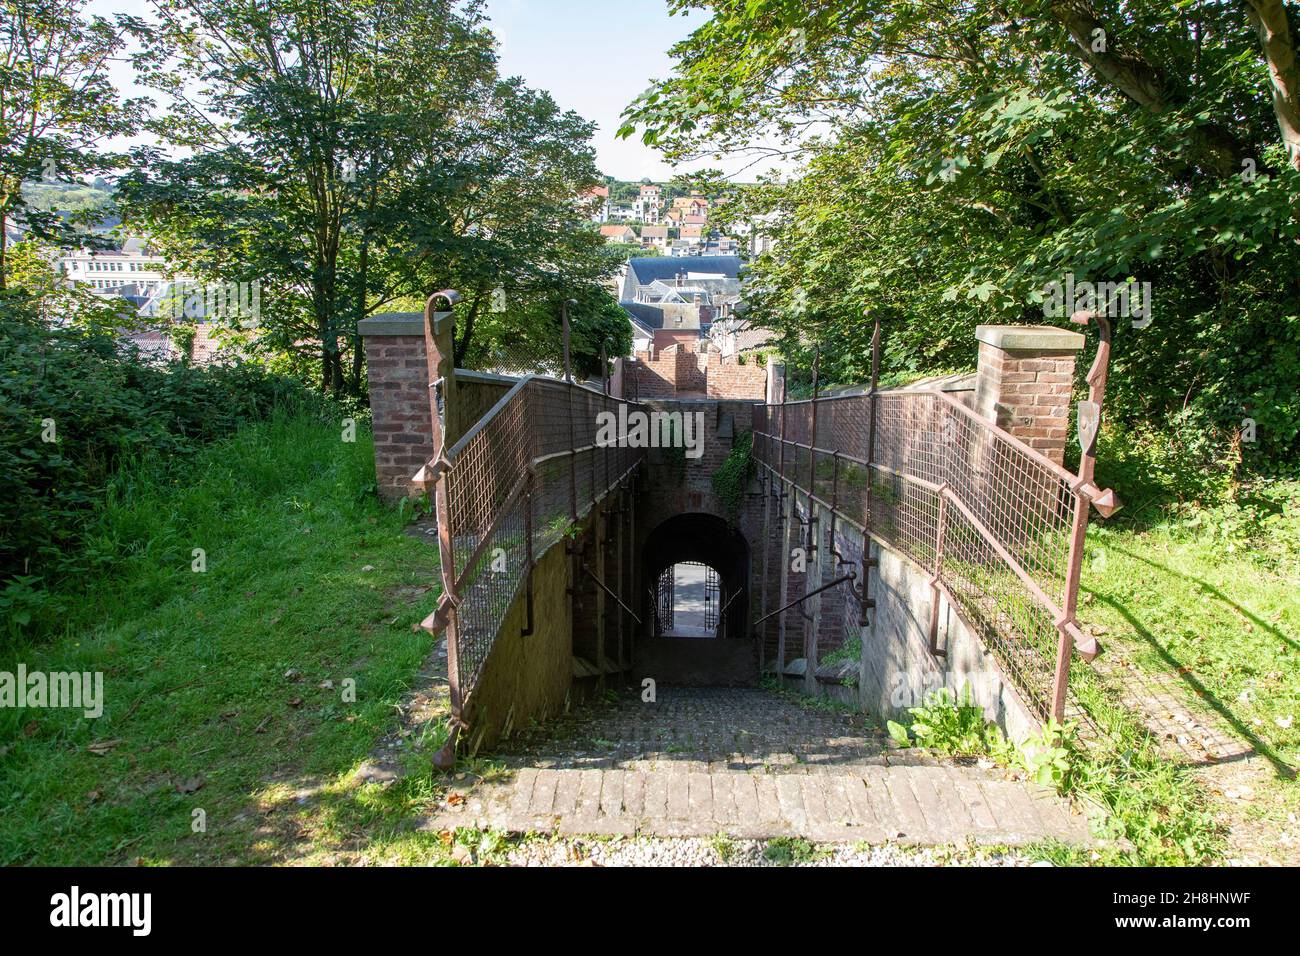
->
[425, 687, 1091, 846]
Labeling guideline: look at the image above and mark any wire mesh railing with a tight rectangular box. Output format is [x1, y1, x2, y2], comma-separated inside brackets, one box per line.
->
[752, 387, 1097, 723]
[430, 375, 645, 706]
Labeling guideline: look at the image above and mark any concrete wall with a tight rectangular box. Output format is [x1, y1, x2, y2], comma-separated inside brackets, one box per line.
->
[855, 530, 1039, 743]
[462, 536, 573, 754]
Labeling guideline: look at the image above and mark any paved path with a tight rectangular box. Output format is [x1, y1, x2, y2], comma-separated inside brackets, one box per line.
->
[427, 687, 1091, 846]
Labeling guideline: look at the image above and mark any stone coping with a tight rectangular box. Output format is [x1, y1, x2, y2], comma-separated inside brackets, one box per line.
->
[975, 324, 1084, 352]
[358, 312, 423, 336]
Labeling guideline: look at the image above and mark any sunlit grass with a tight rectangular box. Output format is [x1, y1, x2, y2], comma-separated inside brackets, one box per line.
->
[0, 415, 446, 865]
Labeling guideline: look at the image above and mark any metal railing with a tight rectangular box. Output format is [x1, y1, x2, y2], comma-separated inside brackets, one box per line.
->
[752, 315, 1118, 722]
[415, 293, 645, 765]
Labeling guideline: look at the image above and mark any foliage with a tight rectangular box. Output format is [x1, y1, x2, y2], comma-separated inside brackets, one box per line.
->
[710, 429, 753, 520]
[0, 0, 146, 286]
[0, 295, 325, 636]
[887, 686, 1005, 758]
[762, 836, 818, 865]
[120, 0, 615, 396]
[621, 1, 1300, 474]
[887, 681, 1220, 864]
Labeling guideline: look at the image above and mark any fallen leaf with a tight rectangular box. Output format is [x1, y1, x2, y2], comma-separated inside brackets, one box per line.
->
[176, 777, 204, 794]
[288, 697, 303, 708]
[446, 792, 466, 806]
[22, 720, 39, 737]
[87, 739, 123, 756]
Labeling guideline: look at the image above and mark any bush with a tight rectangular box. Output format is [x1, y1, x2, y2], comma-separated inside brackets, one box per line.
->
[0, 302, 329, 636]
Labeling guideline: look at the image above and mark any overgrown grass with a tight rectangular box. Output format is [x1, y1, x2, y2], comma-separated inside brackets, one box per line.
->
[0, 414, 451, 865]
[1070, 477, 1300, 863]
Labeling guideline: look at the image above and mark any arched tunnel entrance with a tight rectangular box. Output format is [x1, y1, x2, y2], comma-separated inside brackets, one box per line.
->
[636, 513, 756, 686]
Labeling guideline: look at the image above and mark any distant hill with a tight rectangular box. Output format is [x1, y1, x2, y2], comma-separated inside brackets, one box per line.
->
[20, 181, 119, 233]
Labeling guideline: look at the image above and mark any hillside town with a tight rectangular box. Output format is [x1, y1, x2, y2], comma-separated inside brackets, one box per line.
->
[24, 176, 776, 371]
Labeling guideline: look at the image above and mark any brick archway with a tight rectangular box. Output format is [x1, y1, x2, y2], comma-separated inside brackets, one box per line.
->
[636, 512, 756, 686]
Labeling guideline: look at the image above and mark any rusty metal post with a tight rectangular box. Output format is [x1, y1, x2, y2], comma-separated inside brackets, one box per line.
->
[522, 467, 535, 638]
[859, 311, 881, 626]
[927, 485, 950, 657]
[419, 290, 464, 772]
[808, 345, 820, 504]
[776, 486, 794, 669]
[1049, 312, 1119, 722]
[757, 468, 772, 672]
[777, 370, 788, 481]
[562, 299, 578, 520]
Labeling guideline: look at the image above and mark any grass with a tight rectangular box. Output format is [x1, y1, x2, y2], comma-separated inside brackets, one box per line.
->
[0, 413, 457, 865]
[1069, 478, 1300, 864]
[762, 836, 820, 864]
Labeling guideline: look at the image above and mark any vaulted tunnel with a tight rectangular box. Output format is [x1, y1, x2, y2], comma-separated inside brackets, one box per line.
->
[635, 512, 757, 686]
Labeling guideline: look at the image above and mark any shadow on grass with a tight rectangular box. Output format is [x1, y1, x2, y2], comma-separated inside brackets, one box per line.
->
[1091, 546, 1296, 781]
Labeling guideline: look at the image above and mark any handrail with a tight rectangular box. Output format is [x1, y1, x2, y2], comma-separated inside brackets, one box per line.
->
[753, 380, 1107, 723]
[416, 308, 649, 767]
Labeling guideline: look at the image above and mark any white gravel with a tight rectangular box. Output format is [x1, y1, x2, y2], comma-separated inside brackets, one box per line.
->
[502, 835, 1035, 867]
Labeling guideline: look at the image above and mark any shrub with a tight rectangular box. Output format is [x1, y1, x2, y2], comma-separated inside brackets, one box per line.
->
[0, 301, 329, 637]
[710, 429, 753, 521]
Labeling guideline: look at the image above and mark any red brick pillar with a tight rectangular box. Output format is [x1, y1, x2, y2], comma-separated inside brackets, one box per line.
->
[973, 325, 1084, 465]
[359, 312, 433, 501]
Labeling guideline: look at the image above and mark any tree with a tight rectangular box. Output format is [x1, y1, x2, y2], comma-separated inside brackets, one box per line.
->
[0, 0, 145, 287]
[620, 1, 1300, 473]
[119, 0, 503, 395]
[121, 0, 611, 397]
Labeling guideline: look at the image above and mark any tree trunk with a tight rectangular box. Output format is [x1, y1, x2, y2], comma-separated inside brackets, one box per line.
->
[1049, 1, 1244, 177]
[349, 227, 372, 396]
[1246, 0, 1300, 172]
[453, 284, 487, 366]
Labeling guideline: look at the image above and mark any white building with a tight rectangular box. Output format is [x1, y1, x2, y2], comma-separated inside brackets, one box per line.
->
[59, 237, 173, 294]
[634, 184, 663, 225]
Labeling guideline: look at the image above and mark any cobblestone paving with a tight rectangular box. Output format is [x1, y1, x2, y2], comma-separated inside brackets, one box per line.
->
[427, 687, 1092, 846]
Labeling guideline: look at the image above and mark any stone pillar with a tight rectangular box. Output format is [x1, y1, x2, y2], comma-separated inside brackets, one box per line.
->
[973, 325, 1085, 465]
[359, 312, 432, 501]
[766, 362, 786, 406]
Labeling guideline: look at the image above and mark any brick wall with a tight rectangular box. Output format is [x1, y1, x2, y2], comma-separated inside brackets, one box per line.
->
[629, 341, 768, 400]
[703, 349, 767, 399]
[972, 326, 1084, 465]
[360, 320, 435, 501]
[360, 314, 519, 501]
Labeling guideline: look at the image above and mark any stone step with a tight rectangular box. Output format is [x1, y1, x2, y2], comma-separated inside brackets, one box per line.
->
[424, 764, 1092, 846]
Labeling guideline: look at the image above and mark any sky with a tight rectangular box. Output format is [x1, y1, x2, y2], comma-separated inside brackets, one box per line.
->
[85, 0, 767, 182]
[486, 0, 715, 180]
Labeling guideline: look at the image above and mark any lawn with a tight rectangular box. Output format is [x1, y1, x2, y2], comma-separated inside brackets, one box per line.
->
[0, 414, 459, 865]
[1075, 479, 1300, 864]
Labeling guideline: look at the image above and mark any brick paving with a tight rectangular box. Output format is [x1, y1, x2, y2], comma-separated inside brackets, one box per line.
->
[426, 687, 1092, 846]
